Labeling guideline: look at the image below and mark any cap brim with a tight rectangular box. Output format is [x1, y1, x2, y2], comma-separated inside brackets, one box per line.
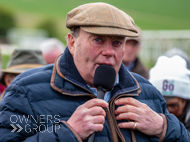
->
[0, 64, 45, 86]
[2, 69, 29, 74]
[81, 26, 138, 37]
[2, 64, 45, 74]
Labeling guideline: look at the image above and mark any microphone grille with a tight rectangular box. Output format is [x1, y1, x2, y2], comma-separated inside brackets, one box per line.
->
[93, 65, 116, 91]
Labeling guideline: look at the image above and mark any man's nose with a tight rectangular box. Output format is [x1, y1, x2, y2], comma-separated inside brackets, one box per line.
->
[101, 43, 115, 56]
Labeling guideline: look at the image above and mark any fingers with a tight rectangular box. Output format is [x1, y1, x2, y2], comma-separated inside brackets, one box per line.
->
[115, 104, 141, 116]
[90, 123, 104, 133]
[114, 98, 142, 130]
[117, 121, 138, 130]
[115, 97, 148, 116]
[116, 111, 139, 130]
[78, 105, 106, 119]
[114, 97, 165, 137]
[90, 106, 106, 116]
[116, 112, 139, 121]
[79, 99, 107, 117]
[85, 115, 105, 131]
[84, 98, 108, 108]
[115, 97, 141, 107]
[91, 115, 105, 124]
[67, 99, 107, 140]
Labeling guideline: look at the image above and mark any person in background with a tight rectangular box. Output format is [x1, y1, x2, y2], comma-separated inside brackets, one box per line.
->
[0, 2, 189, 142]
[40, 38, 65, 64]
[149, 55, 190, 131]
[122, 26, 149, 79]
[0, 49, 46, 101]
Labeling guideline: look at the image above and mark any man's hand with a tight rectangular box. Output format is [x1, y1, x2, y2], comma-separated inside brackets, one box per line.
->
[67, 99, 108, 140]
[115, 97, 164, 138]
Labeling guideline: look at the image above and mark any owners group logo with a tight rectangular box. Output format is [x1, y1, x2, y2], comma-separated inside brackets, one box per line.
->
[10, 115, 61, 133]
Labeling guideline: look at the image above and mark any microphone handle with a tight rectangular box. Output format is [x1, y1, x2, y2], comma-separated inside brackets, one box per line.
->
[97, 86, 105, 99]
[88, 133, 95, 142]
[88, 86, 105, 142]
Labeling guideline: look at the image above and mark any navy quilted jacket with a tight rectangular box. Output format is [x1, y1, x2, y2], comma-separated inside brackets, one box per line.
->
[0, 47, 189, 142]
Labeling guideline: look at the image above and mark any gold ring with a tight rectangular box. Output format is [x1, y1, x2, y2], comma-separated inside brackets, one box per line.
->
[133, 122, 137, 130]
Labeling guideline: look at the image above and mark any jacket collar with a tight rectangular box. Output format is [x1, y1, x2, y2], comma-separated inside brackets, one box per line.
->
[51, 47, 141, 97]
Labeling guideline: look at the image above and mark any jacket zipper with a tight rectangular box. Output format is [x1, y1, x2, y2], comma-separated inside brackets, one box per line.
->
[108, 89, 139, 142]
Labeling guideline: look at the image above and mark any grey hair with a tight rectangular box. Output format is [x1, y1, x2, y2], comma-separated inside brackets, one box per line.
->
[70, 26, 80, 37]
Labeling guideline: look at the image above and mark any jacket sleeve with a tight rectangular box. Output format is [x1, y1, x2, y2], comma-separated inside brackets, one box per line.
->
[163, 114, 190, 141]
[0, 84, 82, 142]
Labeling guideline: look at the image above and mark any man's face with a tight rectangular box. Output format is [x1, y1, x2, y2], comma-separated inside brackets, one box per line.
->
[122, 40, 140, 66]
[67, 29, 126, 87]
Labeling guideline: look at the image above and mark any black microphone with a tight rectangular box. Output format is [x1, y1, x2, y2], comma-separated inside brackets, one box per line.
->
[88, 65, 116, 142]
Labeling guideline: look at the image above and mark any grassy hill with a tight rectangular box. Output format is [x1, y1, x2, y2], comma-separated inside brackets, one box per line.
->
[1, 0, 190, 69]
[0, 0, 190, 31]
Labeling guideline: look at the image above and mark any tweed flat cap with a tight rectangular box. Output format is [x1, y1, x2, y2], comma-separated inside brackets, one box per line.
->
[66, 2, 138, 37]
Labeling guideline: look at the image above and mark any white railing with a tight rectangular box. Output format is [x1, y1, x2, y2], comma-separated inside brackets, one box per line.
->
[1, 29, 190, 69]
[139, 30, 190, 68]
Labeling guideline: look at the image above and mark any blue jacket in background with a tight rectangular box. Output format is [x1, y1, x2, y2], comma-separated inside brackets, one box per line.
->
[0, 47, 189, 142]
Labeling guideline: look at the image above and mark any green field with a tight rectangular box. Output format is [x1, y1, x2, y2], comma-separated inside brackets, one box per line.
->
[1, 54, 10, 69]
[0, 0, 190, 69]
[0, 0, 190, 40]
[0, 0, 190, 31]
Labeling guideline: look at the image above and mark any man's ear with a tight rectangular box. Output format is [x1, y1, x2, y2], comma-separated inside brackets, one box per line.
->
[67, 33, 75, 55]
[4, 74, 13, 87]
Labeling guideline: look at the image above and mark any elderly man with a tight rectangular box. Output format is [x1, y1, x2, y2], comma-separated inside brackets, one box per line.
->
[0, 2, 189, 142]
